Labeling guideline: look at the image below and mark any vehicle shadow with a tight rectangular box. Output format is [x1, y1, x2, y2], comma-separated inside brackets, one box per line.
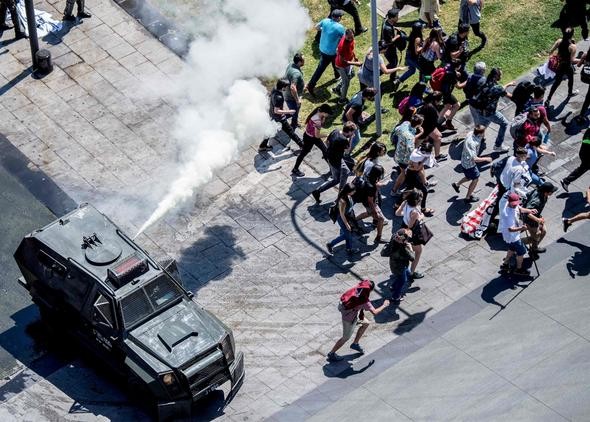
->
[0, 306, 151, 420]
[176, 224, 246, 294]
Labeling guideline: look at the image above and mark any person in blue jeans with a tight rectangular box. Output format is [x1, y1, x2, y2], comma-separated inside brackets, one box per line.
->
[306, 9, 346, 96]
[469, 68, 515, 153]
[385, 228, 415, 301]
[326, 182, 360, 255]
[397, 22, 424, 85]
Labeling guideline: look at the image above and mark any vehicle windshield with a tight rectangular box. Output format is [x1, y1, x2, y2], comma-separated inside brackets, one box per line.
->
[120, 274, 183, 328]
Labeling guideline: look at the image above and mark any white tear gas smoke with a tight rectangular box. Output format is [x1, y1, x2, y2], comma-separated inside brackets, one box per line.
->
[135, 0, 311, 238]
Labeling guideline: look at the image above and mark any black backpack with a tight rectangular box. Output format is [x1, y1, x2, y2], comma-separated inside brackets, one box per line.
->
[511, 81, 534, 106]
[471, 81, 496, 111]
[396, 29, 408, 51]
[464, 73, 485, 101]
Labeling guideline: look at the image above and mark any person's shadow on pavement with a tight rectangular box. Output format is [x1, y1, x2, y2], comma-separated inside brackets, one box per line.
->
[481, 273, 529, 309]
[393, 306, 433, 335]
[556, 237, 590, 278]
[323, 357, 375, 379]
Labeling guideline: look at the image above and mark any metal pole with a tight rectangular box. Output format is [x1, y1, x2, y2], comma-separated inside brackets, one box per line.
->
[370, 0, 382, 136]
[24, 0, 39, 69]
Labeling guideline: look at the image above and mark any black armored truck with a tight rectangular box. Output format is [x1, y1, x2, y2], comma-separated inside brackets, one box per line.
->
[13, 203, 244, 419]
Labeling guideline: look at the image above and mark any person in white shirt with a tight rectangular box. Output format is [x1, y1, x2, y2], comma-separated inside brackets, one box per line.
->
[499, 147, 531, 197]
[498, 192, 537, 275]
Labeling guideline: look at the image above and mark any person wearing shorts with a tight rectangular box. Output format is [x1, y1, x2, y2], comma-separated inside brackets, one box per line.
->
[438, 61, 466, 131]
[498, 192, 538, 275]
[391, 114, 424, 195]
[451, 125, 492, 204]
[395, 190, 428, 279]
[416, 92, 447, 161]
[327, 281, 390, 362]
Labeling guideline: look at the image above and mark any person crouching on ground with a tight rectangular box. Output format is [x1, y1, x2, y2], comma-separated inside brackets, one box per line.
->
[499, 192, 538, 276]
[386, 228, 415, 302]
[327, 280, 390, 362]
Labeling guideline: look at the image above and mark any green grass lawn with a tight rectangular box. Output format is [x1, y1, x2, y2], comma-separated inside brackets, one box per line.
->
[298, 0, 564, 149]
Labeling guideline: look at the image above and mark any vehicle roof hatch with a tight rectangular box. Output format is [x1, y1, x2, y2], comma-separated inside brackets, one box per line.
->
[83, 233, 122, 265]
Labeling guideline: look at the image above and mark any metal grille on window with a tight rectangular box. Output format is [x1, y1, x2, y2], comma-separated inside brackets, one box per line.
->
[121, 289, 152, 327]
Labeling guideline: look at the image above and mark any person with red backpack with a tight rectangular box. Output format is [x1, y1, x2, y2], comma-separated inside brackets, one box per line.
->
[512, 107, 543, 149]
[327, 280, 390, 362]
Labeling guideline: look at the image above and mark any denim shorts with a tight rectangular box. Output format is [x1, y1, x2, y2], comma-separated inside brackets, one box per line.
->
[508, 239, 527, 256]
[463, 165, 480, 180]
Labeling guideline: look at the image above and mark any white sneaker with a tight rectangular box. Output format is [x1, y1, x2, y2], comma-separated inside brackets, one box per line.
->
[493, 144, 509, 153]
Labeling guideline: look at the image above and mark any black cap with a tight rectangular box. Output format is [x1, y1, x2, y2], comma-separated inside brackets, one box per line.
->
[387, 8, 400, 19]
[539, 181, 558, 193]
[458, 23, 470, 34]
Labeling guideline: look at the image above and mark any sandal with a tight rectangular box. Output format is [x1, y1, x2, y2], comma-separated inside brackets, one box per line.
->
[421, 208, 435, 217]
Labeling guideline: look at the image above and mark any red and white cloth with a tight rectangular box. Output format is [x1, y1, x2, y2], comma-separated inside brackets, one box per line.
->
[460, 185, 499, 239]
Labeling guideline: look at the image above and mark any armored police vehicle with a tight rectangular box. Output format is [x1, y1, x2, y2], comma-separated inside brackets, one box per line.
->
[14, 204, 244, 419]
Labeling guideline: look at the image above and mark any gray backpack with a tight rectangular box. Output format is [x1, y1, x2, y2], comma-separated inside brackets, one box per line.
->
[509, 113, 528, 140]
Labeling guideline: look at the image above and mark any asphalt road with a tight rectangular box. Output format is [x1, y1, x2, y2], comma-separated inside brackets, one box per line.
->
[0, 135, 59, 384]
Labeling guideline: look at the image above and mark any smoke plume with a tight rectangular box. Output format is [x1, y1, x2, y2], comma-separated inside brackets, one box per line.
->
[135, 0, 311, 237]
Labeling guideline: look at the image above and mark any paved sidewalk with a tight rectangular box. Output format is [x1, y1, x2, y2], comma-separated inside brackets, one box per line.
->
[0, 1, 589, 421]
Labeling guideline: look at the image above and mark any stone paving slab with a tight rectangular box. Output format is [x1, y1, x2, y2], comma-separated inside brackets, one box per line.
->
[1, 1, 590, 421]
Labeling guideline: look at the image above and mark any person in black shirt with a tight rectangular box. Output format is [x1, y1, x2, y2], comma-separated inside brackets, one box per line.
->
[326, 0, 367, 36]
[259, 79, 303, 152]
[312, 122, 357, 203]
[352, 165, 387, 243]
[444, 24, 470, 74]
[558, 0, 588, 40]
[416, 92, 447, 161]
[381, 8, 403, 87]
[438, 61, 466, 131]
